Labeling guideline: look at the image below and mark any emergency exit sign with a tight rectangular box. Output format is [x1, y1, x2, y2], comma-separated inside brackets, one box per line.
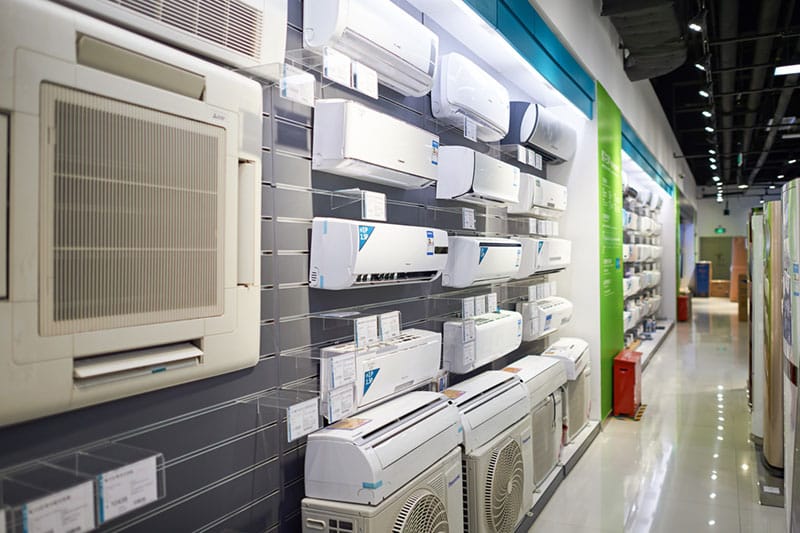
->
[715, 226, 726, 234]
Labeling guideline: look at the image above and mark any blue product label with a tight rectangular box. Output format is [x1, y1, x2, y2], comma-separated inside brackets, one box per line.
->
[363, 368, 380, 395]
[431, 140, 439, 165]
[362, 480, 383, 489]
[616, 258, 621, 269]
[426, 230, 435, 256]
[358, 225, 375, 251]
[794, 264, 799, 274]
[479, 246, 489, 264]
[538, 241, 544, 254]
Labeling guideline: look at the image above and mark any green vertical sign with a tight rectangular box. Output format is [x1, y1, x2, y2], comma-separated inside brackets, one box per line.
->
[596, 83, 624, 418]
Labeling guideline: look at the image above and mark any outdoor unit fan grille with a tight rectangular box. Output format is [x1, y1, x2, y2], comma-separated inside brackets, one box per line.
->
[39, 83, 226, 336]
[103, 0, 263, 58]
[392, 489, 449, 533]
[484, 439, 524, 533]
[568, 373, 588, 440]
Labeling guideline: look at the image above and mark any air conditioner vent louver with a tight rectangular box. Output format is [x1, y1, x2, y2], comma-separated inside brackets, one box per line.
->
[484, 439, 524, 533]
[392, 490, 449, 533]
[110, 0, 263, 58]
[40, 84, 225, 336]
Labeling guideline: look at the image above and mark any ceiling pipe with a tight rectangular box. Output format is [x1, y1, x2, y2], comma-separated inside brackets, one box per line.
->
[710, 30, 800, 46]
[716, 0, 739, 185]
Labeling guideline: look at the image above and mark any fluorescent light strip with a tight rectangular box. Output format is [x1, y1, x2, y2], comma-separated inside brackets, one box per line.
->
[775, 64, 800, 76]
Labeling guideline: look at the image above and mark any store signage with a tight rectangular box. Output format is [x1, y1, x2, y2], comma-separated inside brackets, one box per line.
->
[715, 226, 726, 234]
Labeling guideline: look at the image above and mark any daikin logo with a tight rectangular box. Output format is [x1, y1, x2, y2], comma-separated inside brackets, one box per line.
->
[358, 225, 375, 250]
[479, 246, 488, 263]
[363, 368, 380, 394]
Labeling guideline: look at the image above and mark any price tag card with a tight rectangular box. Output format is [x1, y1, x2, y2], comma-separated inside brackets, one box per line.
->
[527, 285, 538, 302]
[23, 481, 95, 533]
[462, 341, 476, 366]
[486, 293, 498, 312]
[98, 455, 159, 523]
[379, 311, 401, 340]
[516, 145, 527, 165]
[287, 398, 320, 442]
[528, 218, 538, 235]
[322, 47, 352, 87]
[525, 148, 537, 168]
[328, 386, 356, 422]
[551, 281, 558, 296]
[362, 191, 387, 221]
[463, 116, 478, 142]
[279, 64, 315, 107]
[462, 207, 476, 230]
[552, 221, 559, 236]
[461, 297, 475, 319]
[474, 296, 486, 316]
[351, 62, 379, 99]
[354, 315, 379, 348]
[330, 352, 356, 388]
[462, 319, 477, 343]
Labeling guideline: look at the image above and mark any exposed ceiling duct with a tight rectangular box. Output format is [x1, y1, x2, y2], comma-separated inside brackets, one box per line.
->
[715, 0, 739, 186]
[601, 0, 688, 81]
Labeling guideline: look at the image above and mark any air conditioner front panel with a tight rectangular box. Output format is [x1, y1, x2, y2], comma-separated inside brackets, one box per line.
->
[535, 238, 572, 273]
[436, 146, 519, 206]
[443, 311, 523, 374]
[442, 237, 522, 288]
[513, 237, 540, 279]
[531, 394, 561, 487]
[517, 103, 577, 163]
[531, 176, 567, 218]
[565, 368, 590, 442]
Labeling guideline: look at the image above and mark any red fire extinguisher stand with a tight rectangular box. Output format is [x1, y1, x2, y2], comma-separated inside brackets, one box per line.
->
[613, 350, 642, 417]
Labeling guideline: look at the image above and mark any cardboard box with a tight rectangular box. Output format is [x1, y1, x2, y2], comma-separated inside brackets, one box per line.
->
[710, 279, 730, 298]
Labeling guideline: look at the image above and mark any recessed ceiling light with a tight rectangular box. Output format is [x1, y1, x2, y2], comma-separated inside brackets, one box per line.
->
[790, 159, 797, 164]
[760, 199, 765, 204]
[705, 126, 715, 133]
[709, 148, 716, 154]
[700, 89, 710, 98]
[770, 185, 776, 189]
[738, 184, 749, 189]
[710, 164, 718, 170]
[689, 22, 703, 32]
[779, 174, 785, 179]
[716, 197, 723, 203]
[712, 175, 720, 182]
[783, 133, 800, 139]
[776, 64, 800, 76]
[710, 157, 716, 163]
[695, 62, 707, 71]
[702, 110, 712, 118]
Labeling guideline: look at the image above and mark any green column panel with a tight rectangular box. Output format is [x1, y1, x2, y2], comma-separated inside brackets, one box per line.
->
[596, 83, 624, 418]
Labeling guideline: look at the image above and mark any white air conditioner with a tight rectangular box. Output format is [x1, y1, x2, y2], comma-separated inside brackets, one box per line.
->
[516, 297, 573, 342]
[309, 218, 449, 290]
[649, 294, 663, 314]
[302, 447, 463, 533]
[501, 356, 567, 488]
[501, 102, 577, 163]
[305, 391, 462, 505]
[58, 0, 287, 81]
[623, 275, 641, 298]
[622, 244, 632, 262]
[652, 246, 663, 259]
[303, 0, 439, 97]
[508, 174, 567, 218]
[436, 146, 520, 206]
[312, 99, 440, 189]
[535, 238, 572, 273]
[431, 53, 510, 142]
[542, 338, 591, 443]
[443, 311, 523, 374]
[445, 371, 533, 532]
[0, 0, 262, 427]
[320, 328, 442, 419]
[442, 237, 522, 288]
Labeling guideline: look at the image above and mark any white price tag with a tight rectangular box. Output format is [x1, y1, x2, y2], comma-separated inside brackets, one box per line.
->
[287, 398, 320, 442]
[280, 64, 315, 107]
[355, 316, 380, 347]
[328, 386, 356, 422]
[462, 297, 475, 319]
[462, 342, 476, 366]
[98, 456, 158, 523]
[322, 47, 352, 87]
[23, 481, 95, 533]
[516, 145, 527, 164]
[379, 311, 401, 340]
[527, 285, 538, 302]
[462, 207, 476, 230]
[528, 218, 538, 235]
[362, 191, 387, 221]
[331, 352, 356, 388]
[486, 293, 498, 312]
[526, 148, 537, 167]
[474, 296, 486, 316]
[534, 152, 543, 170]
[462, 319, 477, 343]
[550, 281, 558, 296]
[463, 116, 478, 142]
[552, 221, 559, 236]
[351, 62, 379, 99]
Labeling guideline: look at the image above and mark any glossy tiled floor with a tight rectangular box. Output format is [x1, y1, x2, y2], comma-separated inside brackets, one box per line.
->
[531, 297, 786, 532]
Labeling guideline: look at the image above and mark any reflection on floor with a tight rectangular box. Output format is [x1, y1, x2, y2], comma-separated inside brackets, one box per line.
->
[530, 297, 785, 532]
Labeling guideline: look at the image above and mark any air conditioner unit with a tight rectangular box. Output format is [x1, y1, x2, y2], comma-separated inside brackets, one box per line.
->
[431, 53, 510, 142]
[501, 102, 577, 163]
[303, 0, 439, 97]
[542, 338, 591, 443]
[652, 245, 663, 259]
[320, 328, 442, 419]
[58, 0, 287, 81]
[312, 99, 440, 189]
[309, 218, 449, 290]
[516, 297, 573, 342]
[0, 0, 262, 427]
[436, 146, 520, 206]
[501, 356, 567, 488]
[622, 244, 633, 262]
[444, 371, 533, 533]
[508, 174, 567, 218]
[623, 275, 641, 298]
[442, 237, 522, 288]
[304, 391, 462, 505]
[535, 238, 572, 273]
[649, 294, 663, 314]
[302, 447, 463, 533]
[443, 311, 523, 374]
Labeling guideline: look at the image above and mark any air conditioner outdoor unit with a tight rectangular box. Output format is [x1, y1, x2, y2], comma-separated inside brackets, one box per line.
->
[442, 237, 522, 288]
[58, 0, 287, 81]
[309, 218, 449, 290]
[0, 0, 262, 427]
[444, 371, 534, 533]
[542, 338, 591, 443]
[516, 297, 573, 342]
[431, 53, 510, 142]
[303, 0, 439, 97]
[508, 174, 568, 219]
[312, 99, 441, 189]
[319, 328, 442, 419]
[302, 447, 463, 533]
[501, 102, 577, 163]
[304, 391, 462, 505]
[535, 238, 572, 273]
[436, 146, 520, 206]
[443, 311, 523, 374]
[501, 356, 567, 488]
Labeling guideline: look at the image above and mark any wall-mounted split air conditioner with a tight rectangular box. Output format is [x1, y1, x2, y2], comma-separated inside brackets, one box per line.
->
[516, 297, 574, 341]
[303, 0, 439, 96]
[431, 53, 510, 142]
[436, 145, 520, 206]
[0, 0, 263, 426]
[443, 311, 523, 373]
[312, 99, 440, 189]
[442, 237, 522, 288]
[502, 102, 577, 163]
[535, 238, 572, 273]
[508, 173, 568, 218]
[309, 218, 449, 290]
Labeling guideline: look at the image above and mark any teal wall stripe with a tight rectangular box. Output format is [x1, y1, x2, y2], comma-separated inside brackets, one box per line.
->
[621, 118, 675, 195]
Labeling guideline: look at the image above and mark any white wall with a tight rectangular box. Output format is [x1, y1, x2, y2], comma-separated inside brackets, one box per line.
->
[696, 196, 761, 238]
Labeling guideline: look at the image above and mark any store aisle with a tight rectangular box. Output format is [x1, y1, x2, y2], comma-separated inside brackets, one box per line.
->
[531, 297, 785, 532]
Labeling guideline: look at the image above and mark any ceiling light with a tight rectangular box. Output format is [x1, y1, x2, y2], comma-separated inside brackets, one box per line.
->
[779, 174, 785, 179]
[705, 126, 715, 133]
[791, 159, 798, 164]
[695, 62, 707, 71]
[689, 22, 703, 32]
[710, 164, 717, 170]
[700, 89, 710, 98]
[716, 197, 723, 203]
[770, 185, 776, 189]
[776, 64, 800, 76]
[712, 175, 720, 182]
[710, 157, 716, 163]
[702, 110, 713, 118]
[783, 133, 800, 139]
[760, 199, 765, 204]
[738, 184, 749, 189]
[709, 519, 716, 526]
[709, 148, 716, 154]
